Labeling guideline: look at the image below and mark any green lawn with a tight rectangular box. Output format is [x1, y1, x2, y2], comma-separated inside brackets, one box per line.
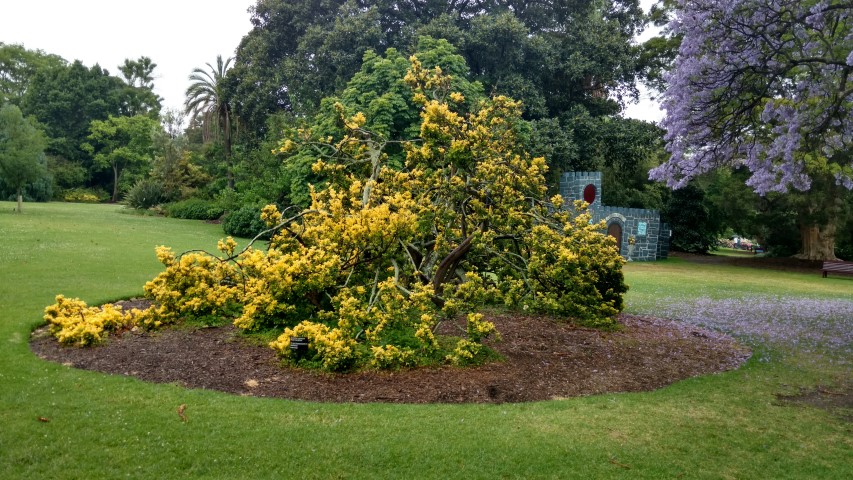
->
[1, 202, 850, 479]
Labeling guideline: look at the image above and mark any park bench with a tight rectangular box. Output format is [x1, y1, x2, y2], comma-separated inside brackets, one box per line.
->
[821, 260, 853, 278]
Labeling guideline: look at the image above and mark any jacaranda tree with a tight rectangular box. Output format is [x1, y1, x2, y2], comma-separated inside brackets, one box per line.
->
[650, 0, 853, 259]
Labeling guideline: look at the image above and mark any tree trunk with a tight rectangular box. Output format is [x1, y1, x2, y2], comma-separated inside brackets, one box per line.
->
[224, 110, 234, 190]
[15, 188, 23, 213]
[795, 222, 837, 260]
[792, 178, 842, 261]
[112, 165, 120, 202]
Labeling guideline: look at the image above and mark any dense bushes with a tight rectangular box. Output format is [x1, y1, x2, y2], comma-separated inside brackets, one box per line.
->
[163, 198, 225, 220]
[44, 295, 136, 346]
[134, 62, 625, 372]
[222, 205, 271, 239]
[61, 187, 109, 203]
[124, 179, 167, 209]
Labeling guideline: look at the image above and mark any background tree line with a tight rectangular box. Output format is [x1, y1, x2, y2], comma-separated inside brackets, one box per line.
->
[1, 0, 850, 259]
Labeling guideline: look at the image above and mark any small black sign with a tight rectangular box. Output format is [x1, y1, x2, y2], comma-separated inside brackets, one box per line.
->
[290, 336, 309, 357]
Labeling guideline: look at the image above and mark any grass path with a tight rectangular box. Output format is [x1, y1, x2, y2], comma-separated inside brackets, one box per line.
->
[1, 202, 850, 479]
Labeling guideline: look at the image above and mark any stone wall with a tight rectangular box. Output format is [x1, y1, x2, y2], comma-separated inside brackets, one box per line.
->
[559, 172, 670, 261]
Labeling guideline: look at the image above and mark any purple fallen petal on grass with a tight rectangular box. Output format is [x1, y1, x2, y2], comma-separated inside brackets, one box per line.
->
[631, 296, 853, 364]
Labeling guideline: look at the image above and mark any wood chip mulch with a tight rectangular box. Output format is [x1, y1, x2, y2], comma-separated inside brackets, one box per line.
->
[30, 310, 750, 404]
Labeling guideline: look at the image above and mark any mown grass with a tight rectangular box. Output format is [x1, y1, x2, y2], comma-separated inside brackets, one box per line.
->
[1, 202, 850, 479]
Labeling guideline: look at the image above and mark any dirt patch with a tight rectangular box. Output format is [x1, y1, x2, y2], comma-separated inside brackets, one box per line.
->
[30, 311, 750, 404]
[775, 386, 853, 422]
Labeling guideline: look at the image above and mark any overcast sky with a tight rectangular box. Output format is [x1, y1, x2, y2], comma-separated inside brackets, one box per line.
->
[1, 0, 256, 115]
[2, 0, 663, 122]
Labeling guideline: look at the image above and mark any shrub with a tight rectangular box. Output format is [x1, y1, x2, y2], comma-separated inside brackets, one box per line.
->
[61, 188, 109, 203]
[124, 178, 167, 209]
[61, 58, 626, 373]
[43, 295, 136, 346]
[141, 246, 241, 326]
[163, 198, 225, 220]
[222, 205, 271, 239]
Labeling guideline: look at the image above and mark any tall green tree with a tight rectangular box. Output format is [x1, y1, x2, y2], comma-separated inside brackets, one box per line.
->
[82, 115, 159, 202]
[231, 0, 645, 133]
[185, 55, 236, 190]
[272, 37, 484, 207]
[117, 56, 162, 117]
[0, 43, 65, 106]
[0, 104, 47, 212]
[21, 61, 127, 165]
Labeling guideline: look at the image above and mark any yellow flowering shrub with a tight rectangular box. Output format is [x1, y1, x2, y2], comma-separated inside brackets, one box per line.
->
[77, 54, 625, 372]
[370, 344, 416, 369]
[269, 321, 359, 371]
[446, 339, 484, 365]
[43, 295, 137, 346]
[142, 246, 241, 326]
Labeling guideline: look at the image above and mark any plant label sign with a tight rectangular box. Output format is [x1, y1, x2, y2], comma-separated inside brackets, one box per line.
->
[290, 337, 309, 357]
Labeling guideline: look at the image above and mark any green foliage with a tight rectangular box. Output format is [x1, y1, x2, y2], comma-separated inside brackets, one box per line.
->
[47, 156, 87, 192]
[662, 182, 724, 253]
[116, 56, 161, 117]
[221, 205, 269, 238]
[82, 114, 160, 202]
[124, 178, 167, 210]
[140, 60, 626, 371]
[185, 55, 235, 190]
[277, 37, 485, 207]
[527, 109, 666, 200]
[0, 103, 48, 212]
[232, 0, 643, 129]
[150, 109, 210, 201]
[0, 174, 52, 203]
[0, 42, 65, 105]
[21, 59, 156, 167]
[163, 198, 225, 220]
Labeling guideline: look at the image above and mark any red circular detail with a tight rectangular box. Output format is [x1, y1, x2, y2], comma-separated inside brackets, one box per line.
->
[583, 184, 596, 204]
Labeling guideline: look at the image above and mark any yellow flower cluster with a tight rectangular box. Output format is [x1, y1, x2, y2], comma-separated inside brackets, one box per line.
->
[43, 295, 137, 346]
[370, 344, 415, 369]
[233, 245, 341, 330]
[143, 246, 240, 325]
[260, 204, 282, 227]
[269, 321, 358, 371]
[446, 339, 483, 365]
[465, 312, 499, 343]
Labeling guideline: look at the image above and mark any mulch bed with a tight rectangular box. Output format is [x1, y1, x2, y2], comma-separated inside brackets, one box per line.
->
[30, 310, 750, 404]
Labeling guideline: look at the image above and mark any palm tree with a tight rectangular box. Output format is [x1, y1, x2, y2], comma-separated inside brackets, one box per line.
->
[185, 55, 235, 190]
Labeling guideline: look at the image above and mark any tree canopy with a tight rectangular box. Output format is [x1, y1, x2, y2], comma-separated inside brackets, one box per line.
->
[650, 0, 853, 194]
[0, 43, 65, 106]
[185, 55, 236, 190]
[231, 0, 645, 132]
[0, 103, 47, 212]
[82, 115, 159, 202]
[648, 0, 853, 259]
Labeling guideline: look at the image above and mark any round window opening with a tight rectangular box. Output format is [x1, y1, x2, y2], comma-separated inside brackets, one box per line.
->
[583, 184, 597, 204]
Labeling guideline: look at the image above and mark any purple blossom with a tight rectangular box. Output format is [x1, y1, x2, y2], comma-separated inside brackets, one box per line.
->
[636, 295, 853, 364]
[650, 0, 853, 195]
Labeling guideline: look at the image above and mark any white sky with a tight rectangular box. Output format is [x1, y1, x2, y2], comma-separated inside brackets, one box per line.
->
[1, 0, 256, 114]
[1, 0, 664, 123]
[623, 0, 665, 123]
